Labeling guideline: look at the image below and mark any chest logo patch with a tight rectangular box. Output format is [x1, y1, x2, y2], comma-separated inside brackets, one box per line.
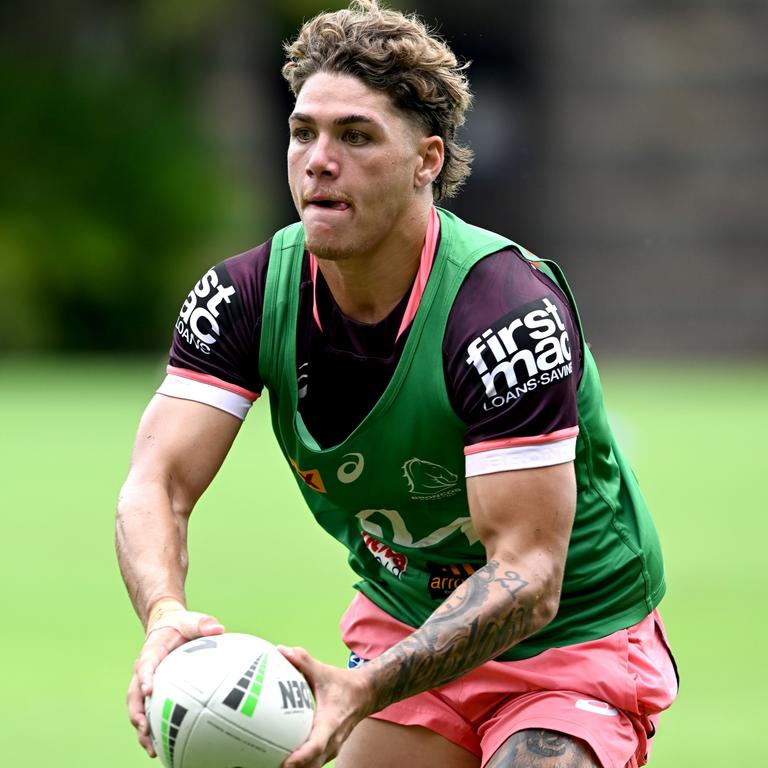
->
[402, 458, 461, 501]
[289, 457, 327, 493]
[427, 562, 477, 599]
[337, 453, 365, 484]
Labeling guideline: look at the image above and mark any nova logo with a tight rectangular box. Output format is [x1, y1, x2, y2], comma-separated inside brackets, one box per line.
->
[222, 654, 268, 718]
[361, 531, 408, 578]
[176, 267, 237, 354]
[466, 297, 573, 410]
[159, 698, 188, 768]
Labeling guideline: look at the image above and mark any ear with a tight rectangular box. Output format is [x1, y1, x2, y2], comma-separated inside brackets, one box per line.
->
[413, 135, 444, 190]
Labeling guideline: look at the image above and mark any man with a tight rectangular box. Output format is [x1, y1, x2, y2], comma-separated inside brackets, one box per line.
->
[117, 2, 677, 767]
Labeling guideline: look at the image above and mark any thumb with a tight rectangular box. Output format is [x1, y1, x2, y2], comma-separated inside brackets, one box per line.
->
[277, 645, 314, 677]
[197, 615, 226, 635]
[178, 612, 225, 638]
[149, 611, 225, 640]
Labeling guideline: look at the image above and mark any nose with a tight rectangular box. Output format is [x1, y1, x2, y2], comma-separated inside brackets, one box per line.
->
[305, 134, 339, 179]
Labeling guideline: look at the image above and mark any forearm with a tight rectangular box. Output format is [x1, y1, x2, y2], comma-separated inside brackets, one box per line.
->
[358, 558, 559, 715]
[116, 476, 191, 628]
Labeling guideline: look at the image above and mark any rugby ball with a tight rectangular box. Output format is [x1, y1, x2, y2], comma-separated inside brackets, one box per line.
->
[146, 633, 314, 768]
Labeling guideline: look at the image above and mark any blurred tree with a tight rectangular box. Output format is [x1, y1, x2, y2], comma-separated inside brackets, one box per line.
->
[0, 0, 418, 353]
[1, 61, 235, 350]
[0, 0, 264, 352]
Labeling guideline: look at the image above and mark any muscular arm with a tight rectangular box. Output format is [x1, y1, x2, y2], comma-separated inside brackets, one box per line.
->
[359, 462, 576, 713]
[118, 394, 242, 755]
[116, 394, 242, 625]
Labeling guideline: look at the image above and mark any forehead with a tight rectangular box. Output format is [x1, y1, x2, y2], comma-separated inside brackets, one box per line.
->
[291, 71, 413, 129]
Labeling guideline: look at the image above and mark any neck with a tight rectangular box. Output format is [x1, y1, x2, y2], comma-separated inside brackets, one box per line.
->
[315, 204, 432, 324]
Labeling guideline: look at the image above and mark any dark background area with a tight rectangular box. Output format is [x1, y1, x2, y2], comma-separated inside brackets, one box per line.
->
[2, 0, 766, 357]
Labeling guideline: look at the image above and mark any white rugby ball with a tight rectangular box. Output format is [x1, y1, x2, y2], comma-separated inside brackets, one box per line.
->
[146, 633, 314, 768]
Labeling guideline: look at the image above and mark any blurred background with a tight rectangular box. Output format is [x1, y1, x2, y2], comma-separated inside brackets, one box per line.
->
[1, 0, 766, 766]
[3, 0, 767, 355]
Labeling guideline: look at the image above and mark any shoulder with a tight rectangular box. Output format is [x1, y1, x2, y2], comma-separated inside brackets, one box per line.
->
[446, 246, 579, 359]
[455, 246, 570, 309]
[176, 240, 272, 350]
[442, 246, 582, 464]
[164, 240, 274, 418]
[218, 239, 273, 302]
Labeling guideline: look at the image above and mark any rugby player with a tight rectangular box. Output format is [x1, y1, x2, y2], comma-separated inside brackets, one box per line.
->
[117, 2, 678, 766]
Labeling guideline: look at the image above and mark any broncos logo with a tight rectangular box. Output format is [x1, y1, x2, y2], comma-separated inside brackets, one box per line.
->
[402, 458, 459, 497]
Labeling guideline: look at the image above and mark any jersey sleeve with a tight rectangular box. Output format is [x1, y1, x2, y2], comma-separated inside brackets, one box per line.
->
[443, 247, 583, 477]
[157, 242, 271, 420]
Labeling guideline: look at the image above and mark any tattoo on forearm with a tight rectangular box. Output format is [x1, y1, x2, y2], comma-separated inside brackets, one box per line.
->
[498, 570, 528, 598]
[368, 560, 538, 712]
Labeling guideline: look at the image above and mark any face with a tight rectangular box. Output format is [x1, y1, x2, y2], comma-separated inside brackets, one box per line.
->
[287, 71, 440, 261]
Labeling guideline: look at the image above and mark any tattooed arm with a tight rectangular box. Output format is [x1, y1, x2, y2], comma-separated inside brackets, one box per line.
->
[282, 461, 577, 768]
[362, 461, 577, 710]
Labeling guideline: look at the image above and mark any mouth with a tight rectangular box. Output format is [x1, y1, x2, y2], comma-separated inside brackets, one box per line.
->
[305, 196, 352, 212]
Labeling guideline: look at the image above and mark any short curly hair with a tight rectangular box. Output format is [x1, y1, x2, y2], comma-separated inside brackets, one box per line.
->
[282, 0, 473, 200]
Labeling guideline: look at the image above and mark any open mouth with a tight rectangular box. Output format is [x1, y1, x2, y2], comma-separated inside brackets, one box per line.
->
[307, 199, 351, 211]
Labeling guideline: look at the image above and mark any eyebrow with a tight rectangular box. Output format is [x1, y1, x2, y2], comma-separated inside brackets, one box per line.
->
[289, 112, 380, 128]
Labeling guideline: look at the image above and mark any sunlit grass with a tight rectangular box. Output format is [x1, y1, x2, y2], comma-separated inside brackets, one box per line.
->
[0, 358, 764, 767]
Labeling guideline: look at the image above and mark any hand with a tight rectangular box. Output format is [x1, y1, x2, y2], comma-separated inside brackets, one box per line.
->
[127, 603, 225, 757]
[278, 646, 373, 768]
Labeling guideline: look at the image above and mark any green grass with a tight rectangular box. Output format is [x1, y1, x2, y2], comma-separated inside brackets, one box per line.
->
[0, 358, 765, 766]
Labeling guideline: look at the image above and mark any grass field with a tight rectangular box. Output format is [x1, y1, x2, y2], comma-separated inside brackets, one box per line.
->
[0, 358, 765, 767]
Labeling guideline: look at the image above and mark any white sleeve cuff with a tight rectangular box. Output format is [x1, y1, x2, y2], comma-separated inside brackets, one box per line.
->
[157, 374, 255, 421]
[465, 436, 577, 476]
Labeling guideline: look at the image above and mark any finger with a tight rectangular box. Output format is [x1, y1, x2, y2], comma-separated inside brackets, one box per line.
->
[127, 675, 157, 757]
[282, 728, 335, 768]
[276, 645, 313, 676]
[281, 740, 322, 768]
[198, 615, 226, 635]
[127, 674, 145, 728]
[137, 648, 167, 696]
[281, 706, 339, 768]
[137, 722, 157, 757]
[136, 627, 186, 694]
[173, 611, 225, 638]
[139, 665, 154, 697]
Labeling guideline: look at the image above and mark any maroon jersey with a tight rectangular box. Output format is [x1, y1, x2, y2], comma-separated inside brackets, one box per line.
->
[160, 229, 582, 474]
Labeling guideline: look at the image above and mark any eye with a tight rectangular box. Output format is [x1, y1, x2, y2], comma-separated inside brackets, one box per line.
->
[291, 127, 314, 143]
[344, 130, 369, 145]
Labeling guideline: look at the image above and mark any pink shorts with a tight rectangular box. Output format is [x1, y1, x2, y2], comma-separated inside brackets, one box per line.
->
[340, 593, 678, 768]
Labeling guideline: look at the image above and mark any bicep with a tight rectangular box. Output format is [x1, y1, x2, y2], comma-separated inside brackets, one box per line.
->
[467, 463, 576, 574]
[125, 394, 243, 512]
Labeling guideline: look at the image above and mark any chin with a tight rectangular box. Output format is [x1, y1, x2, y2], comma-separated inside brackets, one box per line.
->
[304, 234, 354, 262]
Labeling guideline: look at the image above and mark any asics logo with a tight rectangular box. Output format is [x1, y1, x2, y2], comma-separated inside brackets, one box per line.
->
[337, 453, 364, 483]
